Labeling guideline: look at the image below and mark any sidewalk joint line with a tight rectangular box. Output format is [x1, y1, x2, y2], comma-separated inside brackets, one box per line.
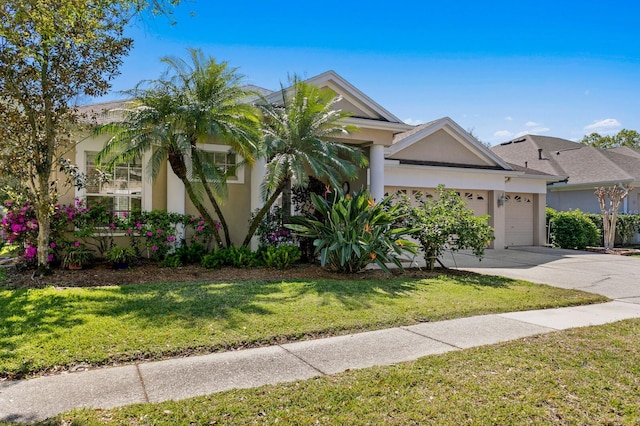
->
[277, 345, 327, 376]
[135, 364, 150, 403]
[400, 327, 462, 350]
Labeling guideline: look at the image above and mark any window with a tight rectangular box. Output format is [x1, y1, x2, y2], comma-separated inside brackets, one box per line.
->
[189, 145, 245, 184]
[200, 150, 238, 181]
[85, 151, 142, 216]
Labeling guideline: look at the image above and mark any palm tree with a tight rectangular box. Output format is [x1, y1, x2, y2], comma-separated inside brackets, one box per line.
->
[242, 77, 368, 248]
[96, 49, 261, 247]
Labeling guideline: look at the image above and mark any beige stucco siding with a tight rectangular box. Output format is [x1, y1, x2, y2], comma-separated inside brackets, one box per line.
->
[390, 129, 489, 166]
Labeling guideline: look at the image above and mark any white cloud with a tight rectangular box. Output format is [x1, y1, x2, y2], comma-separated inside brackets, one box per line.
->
[404, 118, 423, 126]
[505, 116, 513, 121]
[515, 127, 550, 138]
[494, 130, 513, 139]
[584, 118, 621, 132]
[525, 121, 539, 127]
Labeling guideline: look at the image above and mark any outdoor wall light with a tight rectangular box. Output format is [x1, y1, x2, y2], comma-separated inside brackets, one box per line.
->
[497, 194, 507, 207]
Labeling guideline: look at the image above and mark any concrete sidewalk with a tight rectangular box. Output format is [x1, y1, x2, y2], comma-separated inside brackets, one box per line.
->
[3, 300, 640, 423]
[3, 247, 640, 423]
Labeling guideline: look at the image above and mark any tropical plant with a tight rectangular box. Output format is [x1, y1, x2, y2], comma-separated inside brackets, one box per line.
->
[201, 246, 258, 269]
[396, 186, 495, 271]
[62, 243, 94, 269]
[242, 78, 368, 247]
[96, 49, 261, 248]
[0, 0, 180, 272]
[105, 246, 137, 268]
[287, 190, 416, 274]
[260, 243, 301, 269]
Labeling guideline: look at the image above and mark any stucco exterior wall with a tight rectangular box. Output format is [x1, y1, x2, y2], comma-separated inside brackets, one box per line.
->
[389, 129, 489, 166]
[547, 189, 601, 213]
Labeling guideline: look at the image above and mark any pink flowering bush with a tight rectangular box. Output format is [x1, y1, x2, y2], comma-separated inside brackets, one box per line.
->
[1, 195, 217, 267]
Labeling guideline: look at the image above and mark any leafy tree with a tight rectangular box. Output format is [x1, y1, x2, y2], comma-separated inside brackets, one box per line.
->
[242, 78, 368, 247]
[397, 185, 495, 270]
[0, 0, 180, 272]
[580, 129, 640, 149]
[287, 190, 416, 273]
[96, 49, 261, 248]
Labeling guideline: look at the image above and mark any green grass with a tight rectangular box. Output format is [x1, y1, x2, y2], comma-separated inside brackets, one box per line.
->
[42, 318, 640, 425]
[0, 274, 605, 379]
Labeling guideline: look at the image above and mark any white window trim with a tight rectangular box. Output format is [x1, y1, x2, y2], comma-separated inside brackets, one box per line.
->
[75, 135, 153, 212]
[188, 144, 245, 185]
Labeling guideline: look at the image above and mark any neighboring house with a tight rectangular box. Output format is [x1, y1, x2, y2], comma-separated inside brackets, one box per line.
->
[66, 71, 557, 249]
[491, 134, 640, 214]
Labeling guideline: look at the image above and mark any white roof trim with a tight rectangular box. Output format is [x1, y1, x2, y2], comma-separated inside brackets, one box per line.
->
[343, 117, 413, 132]
[388, 117, 514, 170]
[264, 70, 404, 124]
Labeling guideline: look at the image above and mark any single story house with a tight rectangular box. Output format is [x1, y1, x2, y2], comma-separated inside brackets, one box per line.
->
[65, 71, 557, 249]
[491, 134, 640, 214]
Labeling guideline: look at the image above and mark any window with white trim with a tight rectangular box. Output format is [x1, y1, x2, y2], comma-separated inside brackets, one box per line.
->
[189, 144, 245, 184]
[85, 151, 142, 216]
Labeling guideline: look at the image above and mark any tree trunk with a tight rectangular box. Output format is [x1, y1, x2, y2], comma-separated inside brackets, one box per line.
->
[192, 159, 232, 247]
[167, 151, 224, 247]
[242, 180, 288, 248]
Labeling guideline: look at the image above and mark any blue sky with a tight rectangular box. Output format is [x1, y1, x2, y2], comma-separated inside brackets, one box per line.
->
[93, 0, 640, 145]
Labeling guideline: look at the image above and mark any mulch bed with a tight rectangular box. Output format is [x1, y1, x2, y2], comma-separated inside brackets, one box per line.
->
[1, 260, 468, 289]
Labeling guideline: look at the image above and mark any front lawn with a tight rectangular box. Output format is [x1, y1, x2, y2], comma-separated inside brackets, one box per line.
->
[0, 273, 605, 379]
[50, 318, 640, 425]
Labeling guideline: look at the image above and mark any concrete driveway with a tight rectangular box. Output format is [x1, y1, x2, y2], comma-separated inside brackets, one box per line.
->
[438, 246, 640, 301]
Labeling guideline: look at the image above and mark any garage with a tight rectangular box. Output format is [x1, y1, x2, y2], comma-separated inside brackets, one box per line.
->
[504, 192, 534, 246]
[385, 186, 489, 217]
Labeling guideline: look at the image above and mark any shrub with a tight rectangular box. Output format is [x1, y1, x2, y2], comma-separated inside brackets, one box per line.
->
[201, 246, 257, 269]
[397, 185, 495, 270]
[287, 190, 416, 274]
[162, 242, 208, 267]
[260, 243, 301, 269]
[549, 210, 600, 249]
[105, 246, 137, 267]
[253, 206, 294, 247]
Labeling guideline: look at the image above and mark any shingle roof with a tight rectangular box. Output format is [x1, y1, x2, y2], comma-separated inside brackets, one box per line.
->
[491, 134, 640, 185]
[76, 99, 132, 124]
[392, 119, 441, 144]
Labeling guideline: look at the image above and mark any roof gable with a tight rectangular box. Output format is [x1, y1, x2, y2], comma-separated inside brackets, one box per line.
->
[264, 70, 403, 123]
[387, 117, 513, 170]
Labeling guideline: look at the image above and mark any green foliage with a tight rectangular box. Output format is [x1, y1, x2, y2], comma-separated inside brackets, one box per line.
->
[397, 186, 495, 270]
[62, 244, 94, 269]
[549, 210, 600, 249]
[242, 78, 368, 247]
[96, 48, 260, 248]
[105, 246, 137, 266]
[201, 246, 258, 269]
[260, 244, 301, 269]
[162, 242, 208, 267]
[584, 212, 640, 247]
[288, 190, 416, 273]
[580, 129, 640, 148]
[0, 0, 180, 268]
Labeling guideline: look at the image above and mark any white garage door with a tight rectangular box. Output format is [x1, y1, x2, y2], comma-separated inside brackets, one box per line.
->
[385, 187, 489, 217]
[505, 193, 534, 246]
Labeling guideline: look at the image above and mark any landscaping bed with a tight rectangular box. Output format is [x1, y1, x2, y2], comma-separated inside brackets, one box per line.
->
[0, 261, 471, 289]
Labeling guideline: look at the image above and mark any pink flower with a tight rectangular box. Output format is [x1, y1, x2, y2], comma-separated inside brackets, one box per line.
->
[109, 223, 115, 230]
[25, 246, 37, 260]
[123, 212, 127, 217]
[146, 231, 153, 237]
[50, 242, 56, 249]
[167, 236, 176, 242]
[151, 245, 158, 251]
[74, 241, 80, 247]
[196, 226, 203, 232]
[126, 229, 133, 235]
[136, 222, 142, 229]
[156, 229, 163, 234]
[47, 254, 54, 262]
